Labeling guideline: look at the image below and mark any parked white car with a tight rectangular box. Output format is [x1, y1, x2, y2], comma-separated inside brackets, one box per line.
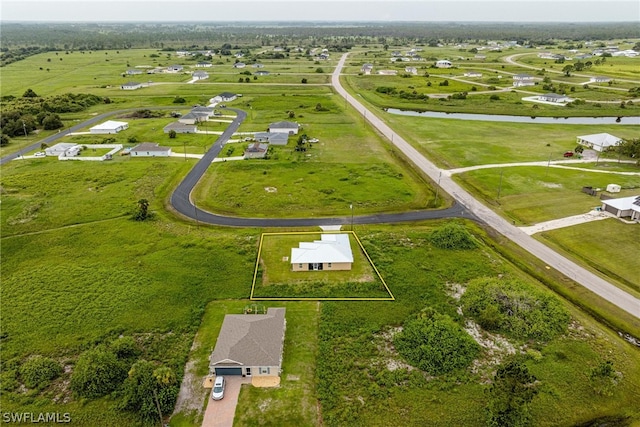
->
[34, 151, 46, 157]
[211, 376, 225, 400]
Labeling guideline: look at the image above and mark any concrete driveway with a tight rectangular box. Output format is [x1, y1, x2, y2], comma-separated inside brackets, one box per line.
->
[202, 376, 251, 427]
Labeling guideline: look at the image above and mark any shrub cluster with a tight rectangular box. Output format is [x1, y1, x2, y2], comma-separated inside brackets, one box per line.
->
[19, 356, 63, 389]
[394, 311, 480, 375]
[428, 222, 478, 250]
[461, 277, 570, 341]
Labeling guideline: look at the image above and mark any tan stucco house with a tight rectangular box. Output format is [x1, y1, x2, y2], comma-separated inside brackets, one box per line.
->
[291, 234, 354, 271]
[209, 308, 286, 380]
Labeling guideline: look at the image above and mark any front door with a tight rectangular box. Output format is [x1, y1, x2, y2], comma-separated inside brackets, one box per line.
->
[309, 263, 323, 271]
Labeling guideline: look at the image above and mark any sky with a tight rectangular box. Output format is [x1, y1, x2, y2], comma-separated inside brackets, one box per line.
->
[1, 0, 639, 22]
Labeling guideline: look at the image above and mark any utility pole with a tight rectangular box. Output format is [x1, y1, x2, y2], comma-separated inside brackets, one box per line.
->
[350, 203, 354, 231]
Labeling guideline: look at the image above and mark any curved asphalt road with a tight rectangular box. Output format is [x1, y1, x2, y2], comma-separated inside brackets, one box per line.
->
[168, 108, 472, 226]
[331, 53, 639, 319]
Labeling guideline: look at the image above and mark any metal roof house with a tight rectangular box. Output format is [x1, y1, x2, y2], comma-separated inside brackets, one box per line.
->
[291, 234, 354, 271]
[89, 120, 129, 134]
[577, 133, 623, 152]
[209, 308, 286, 379]
[601, 196, 640, 221]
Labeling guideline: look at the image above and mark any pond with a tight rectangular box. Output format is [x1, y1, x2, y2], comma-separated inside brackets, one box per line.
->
[385, 108, 640, 125]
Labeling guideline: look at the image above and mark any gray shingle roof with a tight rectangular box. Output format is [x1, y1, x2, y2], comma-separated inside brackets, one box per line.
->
[269, 121, 298, 129]
[210, 308, 286, 368]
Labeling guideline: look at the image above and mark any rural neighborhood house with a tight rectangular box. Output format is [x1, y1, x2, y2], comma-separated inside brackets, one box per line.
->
[290, 234, 354, 271]
[209, 308, 286, 381]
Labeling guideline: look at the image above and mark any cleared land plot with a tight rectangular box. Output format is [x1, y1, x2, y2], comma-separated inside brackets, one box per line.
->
[377, 114, 640, 169]
[251, 232, 392, 300]
[536, 219, 640, 295]
[455, 166, 640, 224]
[192, 94, 434, 217]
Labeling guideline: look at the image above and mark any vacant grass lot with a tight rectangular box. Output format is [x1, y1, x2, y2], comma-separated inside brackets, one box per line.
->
[379, 114, 640, 169]
[193, 93, 435, 217]
[537, 219, 640, 295]
[455, 166, 640, 224]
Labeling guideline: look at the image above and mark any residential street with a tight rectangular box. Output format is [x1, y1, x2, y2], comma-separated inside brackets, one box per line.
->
[332, 52, 640, 320]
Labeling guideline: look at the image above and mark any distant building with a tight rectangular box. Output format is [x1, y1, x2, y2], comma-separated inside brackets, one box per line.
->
[268, 121, 299, 135]
[90, 120, 128, 134]
[576, 133, 623, 152]
[435, 60, 452, 68]
[290, 234, 354, 272]
[130, 142, 172, 157]
[244, 142, 269, 159]
[512, 73, 535, 87]
[121, 82, 142, 90]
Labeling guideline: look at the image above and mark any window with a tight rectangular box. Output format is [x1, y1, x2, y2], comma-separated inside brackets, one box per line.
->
[298, 264, 303, 269]
[328, 263, 332, 268]
[259, 367, 270, 375]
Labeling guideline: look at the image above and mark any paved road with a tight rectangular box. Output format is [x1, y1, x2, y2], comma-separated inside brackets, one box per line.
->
[332, 53, 639, 320]
[168, 108, 472, 226]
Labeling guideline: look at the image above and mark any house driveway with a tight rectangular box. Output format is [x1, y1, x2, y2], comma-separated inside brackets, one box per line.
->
[202, 376, 251, 427]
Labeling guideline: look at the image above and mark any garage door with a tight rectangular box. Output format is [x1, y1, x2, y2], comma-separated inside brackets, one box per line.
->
[215, 367, 242, 376]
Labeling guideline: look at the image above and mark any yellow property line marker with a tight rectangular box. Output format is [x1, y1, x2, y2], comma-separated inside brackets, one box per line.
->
[250, 231, 394, 301]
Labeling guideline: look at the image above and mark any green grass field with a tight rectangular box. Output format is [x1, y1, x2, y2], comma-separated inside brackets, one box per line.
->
[455, 166, 640, 224]
[2, 43, 640, 427]
[536, 219, 640, 294]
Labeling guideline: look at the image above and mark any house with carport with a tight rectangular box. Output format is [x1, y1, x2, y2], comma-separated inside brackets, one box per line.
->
[254, 132, 289, 145]
[576, 133, 623, 152]
[538, 93, 573, 103]
[209, 308, 286, 383]
[290, 234, 354, 272]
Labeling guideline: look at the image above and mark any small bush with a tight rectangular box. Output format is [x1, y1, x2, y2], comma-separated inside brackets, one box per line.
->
[490, 94, 500, 101]
[461, 277, 570, 341]
[428, 222, 478, 250]
[70, 348, 126, 398]
[19, 356, 62, 389]
[394, 312, 480, 375]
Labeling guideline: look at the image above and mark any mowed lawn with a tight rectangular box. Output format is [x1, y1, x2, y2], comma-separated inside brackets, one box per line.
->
[537, 219, 640, 295]
[193, 93, 434, 218]
[455, 166, 640, 224]
[379, 114, 640, 169]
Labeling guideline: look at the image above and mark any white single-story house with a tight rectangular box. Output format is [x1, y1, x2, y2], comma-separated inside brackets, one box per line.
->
[576, 133, 623, 152]
[166, 65, 184, 73]
[590, 76, 611, 83]
[233, 62, 246, 69]
[254, 132, 289, 145]
[474, 55, 487, 60]
[190, 106, 216, 118]
[463, 71, 483, 78]
[255, 70, 270, 76]
[513, 74, 535, 87]
[209, 308, 286, 380]
[121, 82, 142, 90]
[213, 92, 237, 103]
[405, 66, 418, 75]
[45, 143, 81, 157]
[538, 93, 573, 103]
[130, 142, 172, 157]
[601, 196, 640, 221]
[290, 233, 354, 272]
[378, 69, 398, 76]
[244, 142, 269, 159]
[178, 112, 208, 125]
[126, 69, 143, 75]
[163, 122, 198, 134]
[252, 63, 264, 68]
[195, 61, 212, 68]
[361, 64, 373, 74]
[90, 120, 129, 134]
[435, 60, 452, 68]
[192, 71, 209, 80]
[269, 121, 299, 135]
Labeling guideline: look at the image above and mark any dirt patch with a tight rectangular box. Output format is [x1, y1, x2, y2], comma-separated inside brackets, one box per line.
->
[541, 182, 563, 189]
[445, 282, 466, 300]
[173, 338, 207, 417]
[264, 186, 277, 193]
[376, 326, 416, 372]
[464, 319, 517, 380]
